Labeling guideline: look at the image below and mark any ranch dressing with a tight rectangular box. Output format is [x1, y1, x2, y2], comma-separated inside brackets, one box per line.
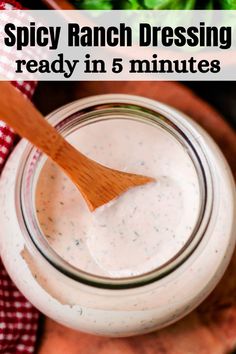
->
[0, 95, 235, 336]
[36, 119, 200, 278]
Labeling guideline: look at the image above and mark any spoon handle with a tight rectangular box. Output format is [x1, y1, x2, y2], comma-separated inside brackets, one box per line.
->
[0, 81, 89, 173]
[0, 81, 154, 211]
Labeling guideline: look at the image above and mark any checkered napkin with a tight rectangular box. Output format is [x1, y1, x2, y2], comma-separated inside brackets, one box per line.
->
[0, 2, 39, 353]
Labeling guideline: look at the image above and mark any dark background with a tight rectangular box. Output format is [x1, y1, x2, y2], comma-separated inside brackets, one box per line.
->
[34, 82, 236, 130]
[185, 82, 236, 129]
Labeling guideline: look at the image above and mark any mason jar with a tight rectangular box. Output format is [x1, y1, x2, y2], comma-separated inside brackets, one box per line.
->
[0, 94, 235, 337]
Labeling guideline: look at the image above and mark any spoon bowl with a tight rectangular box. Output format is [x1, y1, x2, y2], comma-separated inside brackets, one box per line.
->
[0, 82, 154, 210]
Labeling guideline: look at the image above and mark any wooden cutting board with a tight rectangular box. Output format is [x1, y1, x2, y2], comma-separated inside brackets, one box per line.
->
[35, 81, 236, 354]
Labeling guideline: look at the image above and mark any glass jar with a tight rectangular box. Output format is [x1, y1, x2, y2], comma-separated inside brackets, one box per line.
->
[0, 94, 235, 337]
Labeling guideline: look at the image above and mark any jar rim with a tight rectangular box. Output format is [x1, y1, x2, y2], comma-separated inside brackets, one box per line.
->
[15, 94, 213, 289]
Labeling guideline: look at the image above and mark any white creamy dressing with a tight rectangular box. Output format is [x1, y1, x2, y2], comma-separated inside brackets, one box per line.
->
[0, 97, 235, 336]
[36, 119, 200, 278]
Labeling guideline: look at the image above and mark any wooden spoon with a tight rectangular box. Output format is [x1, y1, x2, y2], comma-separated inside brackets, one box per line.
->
[0, 82, 154, 211]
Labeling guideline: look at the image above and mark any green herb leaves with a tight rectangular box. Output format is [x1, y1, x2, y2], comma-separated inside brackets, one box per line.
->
[73, 0, 236, 9]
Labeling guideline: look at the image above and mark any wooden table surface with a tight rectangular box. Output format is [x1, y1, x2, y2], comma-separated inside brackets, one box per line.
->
[33, 81, 236, 354]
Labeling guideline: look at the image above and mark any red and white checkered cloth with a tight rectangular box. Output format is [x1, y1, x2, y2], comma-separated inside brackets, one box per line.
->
[0, 2, 39, 353]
